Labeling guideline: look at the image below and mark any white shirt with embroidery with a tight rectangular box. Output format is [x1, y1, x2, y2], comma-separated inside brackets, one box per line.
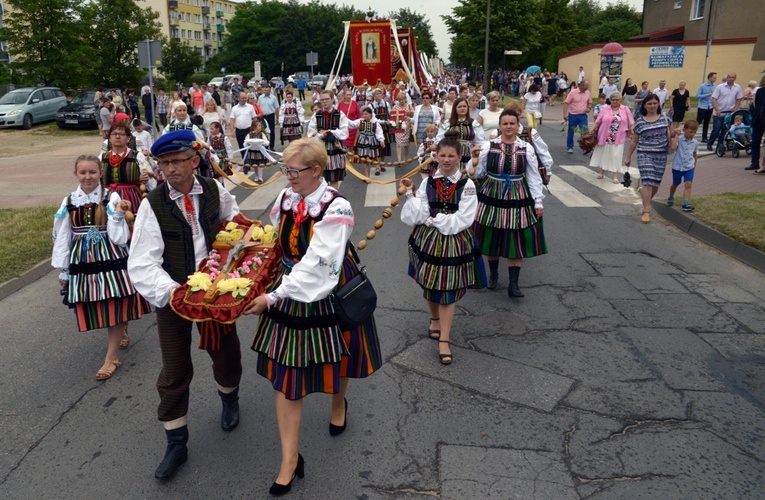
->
[51, 185, 129, 281]
[400, 170, 478, 236]
[127, 177, 239, 308]
[474, 137, 545, 208]
[266, 180, 354, 305]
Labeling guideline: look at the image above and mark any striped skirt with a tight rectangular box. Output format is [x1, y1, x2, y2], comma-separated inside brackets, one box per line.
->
[252, 257, 383, 400]
[473, 174, 547, 259]
[281, 114, 303, 140]
[637, 151, 668, 187]
[355, 133, 381, 159]
[74, 294, 149, 332]
[408, 225, 486, 305]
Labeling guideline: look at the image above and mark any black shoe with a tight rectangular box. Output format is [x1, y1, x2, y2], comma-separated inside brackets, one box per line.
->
[682, 204, 695, 212]
[745, 164, 758, 170]
[381, 167, 387, 172]
[219, 388, 240, 431]
[155, 427, 189, 479]
[428, 317, 441, 339]
[706, 145, 713, 151]
[269, 453, 305, 496]
[508, 267, 524, 298]
[329, 398, 347, 436]
[439, 340, 453, 365]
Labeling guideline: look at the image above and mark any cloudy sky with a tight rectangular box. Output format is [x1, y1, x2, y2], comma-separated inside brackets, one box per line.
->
[289, 0, 645, 60]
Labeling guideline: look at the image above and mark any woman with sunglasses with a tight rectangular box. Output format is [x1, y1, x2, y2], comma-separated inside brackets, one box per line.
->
[244, 138, 382, 496]
[412, 91, 441, 144]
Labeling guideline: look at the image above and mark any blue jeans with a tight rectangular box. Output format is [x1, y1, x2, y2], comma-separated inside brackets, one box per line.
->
[707, 113, 727, 149]
[567, 113, 588, 149]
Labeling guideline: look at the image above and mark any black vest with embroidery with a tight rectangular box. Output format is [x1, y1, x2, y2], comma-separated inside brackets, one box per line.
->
[426, 176, 468, 218]
[146, 176, 221, 283]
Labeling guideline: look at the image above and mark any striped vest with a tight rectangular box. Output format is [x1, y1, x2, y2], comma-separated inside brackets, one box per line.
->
[146, 176, 221, 283]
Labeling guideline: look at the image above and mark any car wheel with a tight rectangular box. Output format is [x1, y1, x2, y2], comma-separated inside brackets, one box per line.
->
[22, 114, 33, 130]
[57, 121, 66, 129]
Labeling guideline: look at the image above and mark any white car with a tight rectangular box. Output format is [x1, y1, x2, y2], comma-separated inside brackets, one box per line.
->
[208, 77, 224, 87]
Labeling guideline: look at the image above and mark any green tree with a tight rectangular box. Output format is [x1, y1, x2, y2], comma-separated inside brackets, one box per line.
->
[160, 37, 203, 84]
[526, 0, 587, 71]
[0, 0, 92, 90]
[388, 8, 437, 56]
[80, 0, 163, 87]
[569, 0, 601, 33]
[443, 0, 539, 69]
[589, 2, 642, 43]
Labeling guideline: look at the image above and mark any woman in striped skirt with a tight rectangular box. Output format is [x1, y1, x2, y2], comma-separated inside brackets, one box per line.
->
[244, 138, 382, 496]
[400, 131, 486, 365]
[52, 155, 150, 380]
[472, 108, 547, 298]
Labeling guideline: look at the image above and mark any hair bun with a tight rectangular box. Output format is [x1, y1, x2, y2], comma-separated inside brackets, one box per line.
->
[443, 130, 460, 141]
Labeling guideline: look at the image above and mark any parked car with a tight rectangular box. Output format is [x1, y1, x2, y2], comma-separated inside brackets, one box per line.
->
[208, 77, 225, 88]
[0, 86, 67, 129]
[223, 74, 244, 85]
[56, 89, 101, 129]
[308, 74, 328, 90]
[269, 77, 283, 87]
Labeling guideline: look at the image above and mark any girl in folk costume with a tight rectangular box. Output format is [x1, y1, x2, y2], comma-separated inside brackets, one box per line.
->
[417, 123, 439, 179]
[208, 121, 235, 175]
[435, 97, 486, 170]
[400, 131, 487, 365]
[279, 90, 305, 144]
[243, 118, 270, 182]
[244, 139, 382, 495]
[52, 155, 151, 380]
[472, 109, 547, 297]
[307, 90, 349, 190]
[163, 102, 204, 142]
[370, 88, 393, 159]
[348, 107, 386, 180]
[101, 122, 156, 216]
[338, 89, 362, 151]
[355, 84, 369, 108]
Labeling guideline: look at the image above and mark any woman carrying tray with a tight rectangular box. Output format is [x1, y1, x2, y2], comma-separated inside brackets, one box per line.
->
[244, 138, 383, 497]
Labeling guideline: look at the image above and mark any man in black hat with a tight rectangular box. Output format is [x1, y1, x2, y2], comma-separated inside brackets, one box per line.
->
[128, 130, 243, 480]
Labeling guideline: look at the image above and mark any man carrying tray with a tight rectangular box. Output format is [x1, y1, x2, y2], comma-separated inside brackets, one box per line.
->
[128, 129, 243, 480]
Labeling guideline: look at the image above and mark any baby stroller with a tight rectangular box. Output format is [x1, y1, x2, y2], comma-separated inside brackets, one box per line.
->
[716, 109, 752, 158]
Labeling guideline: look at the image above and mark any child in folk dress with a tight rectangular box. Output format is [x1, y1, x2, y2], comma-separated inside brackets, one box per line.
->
[243, 118, 269, 182]
[52, 154, 150, 380]
[400, 131, 487, 365]
[348, 107, 386, 181]
[417, 123, 439, 179]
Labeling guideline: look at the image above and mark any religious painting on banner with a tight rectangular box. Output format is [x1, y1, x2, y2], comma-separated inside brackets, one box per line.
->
[351, 20, 393, 87]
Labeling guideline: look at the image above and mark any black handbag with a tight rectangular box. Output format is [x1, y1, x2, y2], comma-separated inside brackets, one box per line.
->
[331, 244, 377, 330]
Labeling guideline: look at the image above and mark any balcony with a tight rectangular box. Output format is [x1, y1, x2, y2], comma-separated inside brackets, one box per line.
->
[204, 41, 212, 48]
[201, 6, 210, 14]
[169, 18, 179, 26]
[203, 22, 210, 30]
[216, 10, 223, 17]
[168, 0, 178, 9]
[216, 24, 224, 32]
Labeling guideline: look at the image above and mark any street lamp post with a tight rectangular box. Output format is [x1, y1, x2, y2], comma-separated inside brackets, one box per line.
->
[503, 50, 522, 96]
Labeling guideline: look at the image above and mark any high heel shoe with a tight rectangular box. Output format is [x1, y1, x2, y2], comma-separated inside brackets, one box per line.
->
[268, 453, 304, 496]
[329, 398, 347, 436]
[439, 340, 453, 365]
[428, 317, 441, 340]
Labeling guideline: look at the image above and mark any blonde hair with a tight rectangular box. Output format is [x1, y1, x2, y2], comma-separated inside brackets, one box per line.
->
[282, 138, 328, 171]
[74, 154, 102, 172]
[424, 123, 438, 134]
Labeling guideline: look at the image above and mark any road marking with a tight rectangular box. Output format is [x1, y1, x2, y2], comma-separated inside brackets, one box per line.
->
[364, 165, 397, 207]
[558, 164, 642, 205]
[545, 175, 601, 207]
[237, 171, 288, 210]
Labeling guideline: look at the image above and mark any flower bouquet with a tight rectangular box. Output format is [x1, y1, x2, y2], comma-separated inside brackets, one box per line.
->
[170, 213, 281, 324]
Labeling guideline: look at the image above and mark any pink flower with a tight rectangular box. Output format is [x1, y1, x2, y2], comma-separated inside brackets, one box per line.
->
[209, 260, 220, 267]
[231, 272, 241, 278]
[254, 258, 263, 266]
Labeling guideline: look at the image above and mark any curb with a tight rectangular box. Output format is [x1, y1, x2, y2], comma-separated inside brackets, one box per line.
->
[651, 200, 765, 274]
[0, 258, 53, 302]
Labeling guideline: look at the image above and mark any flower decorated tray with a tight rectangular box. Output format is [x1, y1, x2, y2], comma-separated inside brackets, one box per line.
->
[170, 213, 281, 324]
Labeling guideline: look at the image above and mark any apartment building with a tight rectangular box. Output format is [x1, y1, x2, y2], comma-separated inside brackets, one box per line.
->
[145, 0, 238, 61]
[0, 2, 11, 65]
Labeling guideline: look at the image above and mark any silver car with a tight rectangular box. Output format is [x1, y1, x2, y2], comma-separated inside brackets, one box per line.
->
[0, 86, 68, 129]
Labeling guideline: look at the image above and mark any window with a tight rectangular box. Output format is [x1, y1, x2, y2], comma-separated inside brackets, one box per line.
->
[186, 13, 191, 21]
[691, 0, 705, 19]
[172, 28, 180, 38]
[193, 0, 199, 6]
[194, 14, 201, 23]
[195, 31, 202, 40]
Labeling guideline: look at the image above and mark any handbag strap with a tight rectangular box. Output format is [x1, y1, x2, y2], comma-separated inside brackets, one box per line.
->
[346, 241, 361, 265]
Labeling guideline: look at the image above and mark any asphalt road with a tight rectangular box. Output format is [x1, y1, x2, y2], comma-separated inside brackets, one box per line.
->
[1, 119, 764, 499]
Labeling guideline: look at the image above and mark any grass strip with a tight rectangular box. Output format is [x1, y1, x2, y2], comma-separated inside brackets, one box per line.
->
[0, 205, 58, 283]
[691, 192, 765, 252]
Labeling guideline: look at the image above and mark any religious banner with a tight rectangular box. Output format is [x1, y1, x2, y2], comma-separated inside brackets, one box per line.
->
[350, 20, 393, 87]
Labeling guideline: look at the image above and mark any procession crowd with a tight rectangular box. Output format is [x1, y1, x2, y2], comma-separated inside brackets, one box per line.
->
[50, 63, 765, 496]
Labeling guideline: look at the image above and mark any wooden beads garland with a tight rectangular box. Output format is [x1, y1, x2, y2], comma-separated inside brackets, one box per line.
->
[357, 196, 400, 250]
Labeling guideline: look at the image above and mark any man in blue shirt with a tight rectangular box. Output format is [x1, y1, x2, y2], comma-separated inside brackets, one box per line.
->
[257, 86, 279, 150]
[695, 72, 717, 142]
[297, 77, 307, 102]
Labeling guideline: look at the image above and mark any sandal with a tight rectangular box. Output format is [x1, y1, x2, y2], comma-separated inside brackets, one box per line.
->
[754, 169, 765, 174]
[641, 211, 651, 224]
[439, 340, 453, 365]
[596, 173, 604, 179]
[96, 359, 121, 381]
[119, 324, 130, 350]
[428, 318, 441, 340]
[613, 178, 620, 184]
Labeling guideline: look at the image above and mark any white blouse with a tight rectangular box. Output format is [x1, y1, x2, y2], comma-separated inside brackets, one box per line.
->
[400, 170, 478, 236]
[51, 185, 129, 280]
[266, 180, 354, 305]
[474, 137, 545, 209]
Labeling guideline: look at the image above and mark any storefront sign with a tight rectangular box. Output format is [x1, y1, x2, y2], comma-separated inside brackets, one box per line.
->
[649, 46, 685, 68]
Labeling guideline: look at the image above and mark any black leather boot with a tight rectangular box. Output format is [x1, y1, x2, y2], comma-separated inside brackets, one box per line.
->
[155, 426, 188, 479]
[487, 259, 499, 290]
[508, 266, 524, 298]
[219, 387, 240, 431]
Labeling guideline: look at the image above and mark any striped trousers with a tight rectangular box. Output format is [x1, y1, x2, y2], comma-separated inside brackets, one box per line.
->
[155, 306, 242, 422]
